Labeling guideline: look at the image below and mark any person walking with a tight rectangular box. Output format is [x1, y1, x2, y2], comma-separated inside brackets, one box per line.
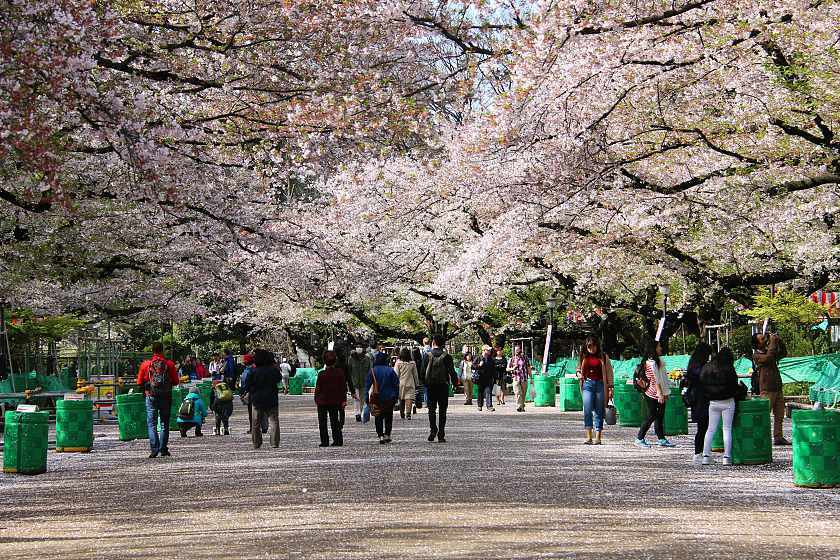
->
[476, 347, 496, 412]
[700, 347, 740, 465]
[395, 348, 419, 419]
[211, 379, 234, 435]
[366, 352, 400, 443]
[347, 347, 372, 423]
[243, 349, 281, 449]
[507, 347, 532, 412]
[239, 354, 265, 435]
[635, 341, 676, 448]
[412, 346, 425, 410]
[493, 347, 508, 406]
[420, 335, 457, 442]
[460, 352, 474, 405]
[177, 387, 208, 437]
[278, 358, 292, 394]
[222, 348, 237, 388]
[575, 336, 614, 445]
[136, 342, 180, 458]
[315, 350, 349, 447]
[685, 342, 714, 463]
[752, 333, 789, 445]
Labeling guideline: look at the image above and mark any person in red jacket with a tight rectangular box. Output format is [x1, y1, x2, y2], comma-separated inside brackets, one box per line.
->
[136, 342, 180, 458]
[314, 350, 352, 447]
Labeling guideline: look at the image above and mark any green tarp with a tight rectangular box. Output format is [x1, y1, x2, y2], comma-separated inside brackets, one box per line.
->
[543, 353, 840, 385]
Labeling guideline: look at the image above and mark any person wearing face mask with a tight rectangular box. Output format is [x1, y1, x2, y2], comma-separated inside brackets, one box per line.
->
[507, 347, 532, 412]
[346, 346, 372, 422]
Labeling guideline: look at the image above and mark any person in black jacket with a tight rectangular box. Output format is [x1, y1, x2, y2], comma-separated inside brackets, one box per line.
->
[686, 342, 714, 463]
[244, 349, 282, 449]
[699, 347, 739, 466]
[475, 347, 496, 411]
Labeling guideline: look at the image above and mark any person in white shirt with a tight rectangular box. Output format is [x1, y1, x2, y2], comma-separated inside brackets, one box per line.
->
[279, 358, 292, 394]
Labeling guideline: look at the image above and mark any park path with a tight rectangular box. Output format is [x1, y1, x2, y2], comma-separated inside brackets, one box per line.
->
[1, 396, 839, 559]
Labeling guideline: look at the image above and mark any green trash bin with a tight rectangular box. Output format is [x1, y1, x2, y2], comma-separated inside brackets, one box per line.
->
[614, 381, 646, 427]
[117, 393, 148, 441]
[534, 375, 557, 407]
[3, 410, 49, 475]
[472, 383, 479, 400]
[55, 399, 94, 453]
[524, 377, 534, 403]
[792, 409, 840, 488]
[663, 393, 688, 436]
[709, 398, 772, 464]
[288, 375, 304, 395]
[198, 381, 212, 410]
[558, 377, 583, 411]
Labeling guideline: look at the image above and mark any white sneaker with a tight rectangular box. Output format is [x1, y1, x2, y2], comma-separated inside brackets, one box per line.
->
[702, 455, 713, 465]
[722, 456, 733, 465]
[692, 453, 703, 465]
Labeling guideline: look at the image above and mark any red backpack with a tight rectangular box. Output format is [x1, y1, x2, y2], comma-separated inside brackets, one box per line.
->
[148, 357, 171, 397]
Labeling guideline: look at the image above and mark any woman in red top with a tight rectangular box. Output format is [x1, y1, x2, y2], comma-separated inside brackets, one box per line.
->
[576, 336, 615, 445]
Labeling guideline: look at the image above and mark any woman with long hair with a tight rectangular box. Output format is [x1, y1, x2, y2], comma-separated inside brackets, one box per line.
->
[635, 340, 676, 448]
[395, 347, 419, 420]
[460, 352, 474, 405]
[686, 342, 714, 463]
[576, 336, 614, 444]
[700, 347, 740, 465]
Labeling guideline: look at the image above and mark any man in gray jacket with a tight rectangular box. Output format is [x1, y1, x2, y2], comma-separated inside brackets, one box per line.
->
[346, 347, 371, 422]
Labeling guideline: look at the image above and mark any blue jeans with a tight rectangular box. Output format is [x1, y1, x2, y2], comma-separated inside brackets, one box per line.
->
[478, 384, 493, 408]
[146, 396, 171, 453]
[582, 379, 605, 431]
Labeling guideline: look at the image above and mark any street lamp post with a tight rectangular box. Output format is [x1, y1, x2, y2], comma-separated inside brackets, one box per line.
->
[656, 285, 670, 343]
[543, 299, 558, 376]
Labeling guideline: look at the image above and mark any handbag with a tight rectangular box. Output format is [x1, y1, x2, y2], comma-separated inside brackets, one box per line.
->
[735, 381, 748, 402]
[368, 369, 383, 416]
[605, 400, 617, 425]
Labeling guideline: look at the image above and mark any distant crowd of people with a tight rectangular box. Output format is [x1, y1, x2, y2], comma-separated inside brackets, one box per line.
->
[135, 331, 789, 464]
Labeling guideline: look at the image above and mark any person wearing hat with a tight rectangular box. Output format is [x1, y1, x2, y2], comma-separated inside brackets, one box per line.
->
[177, 387, 208, 437]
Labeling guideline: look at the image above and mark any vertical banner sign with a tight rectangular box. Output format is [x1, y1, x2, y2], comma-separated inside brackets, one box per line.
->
[655, 317, 666, 342]
[542, 323, 553, 376]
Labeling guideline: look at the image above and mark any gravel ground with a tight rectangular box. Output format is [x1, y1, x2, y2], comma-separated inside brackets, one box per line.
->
[1, 395, 839, 560]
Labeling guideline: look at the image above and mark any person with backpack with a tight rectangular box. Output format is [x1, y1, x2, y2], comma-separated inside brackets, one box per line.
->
[507, 347, 532, 413]
[575, 335, 615, 445]
[238, 354, 265, 434]
[420, 335, 458, 443]
[366, 352, 400, 444]
[243, 349, 282, 449]
[211, 379, 234, 435]
[315, 350, 351, 447]
[136, 342, 180, 458]
[177, 387, 208, 437]
[634, 341, 677, 448]
[475, 347, 496, 412]
[752, 333, 789, 445]
[347, 347, 372, 423]
[685, 342, 714, 463]
[700, 347, 740, 465]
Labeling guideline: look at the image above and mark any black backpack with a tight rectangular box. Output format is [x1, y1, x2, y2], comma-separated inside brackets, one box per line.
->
[148, 357, 171, 397]
[178, 397, 195, 420]
[633, 362, 650, 393]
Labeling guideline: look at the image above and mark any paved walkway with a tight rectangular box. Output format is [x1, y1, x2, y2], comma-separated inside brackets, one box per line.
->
[1, 396, 839, 559]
